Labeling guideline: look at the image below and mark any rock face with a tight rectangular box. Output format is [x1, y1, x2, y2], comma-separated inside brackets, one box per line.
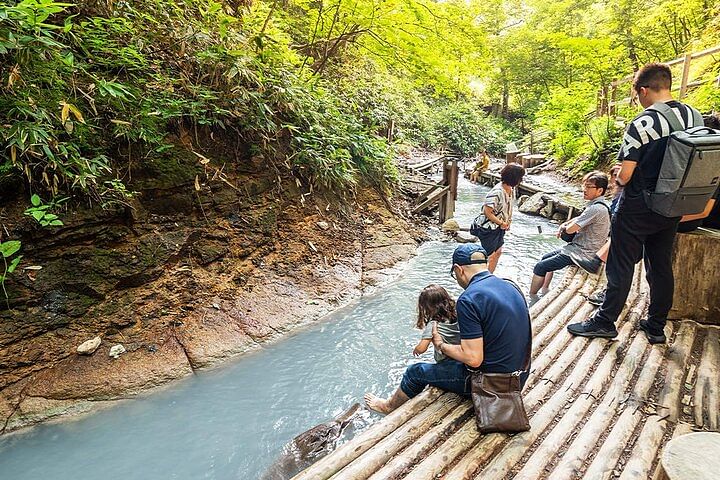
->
[0, 150, 424, 434]
[77, 337, 101, 355]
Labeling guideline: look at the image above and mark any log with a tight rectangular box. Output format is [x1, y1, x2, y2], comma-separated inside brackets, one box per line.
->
[693, 327, 719, 429]
[445, 270, 640, 480]
[582, 321, 696, 480]
[291, 388, 443, 480]
[528, 268, 579, 318]
[402, 419, 479, 480]
[332, 393, 464, 479]
[415, 184, 441, 203]
[652, 422, 693, 480]
[478, 299, 643, 480]
[549, 326, 669, 480]
[407, 156, 444, 172]
[366, 403, 472, 480]
[412, 186, 450, 213]
[515, 303, 650, 479]
[530, 269, 589, 332]
[670, 229, 720, 324]
[660, 432, 720, 480]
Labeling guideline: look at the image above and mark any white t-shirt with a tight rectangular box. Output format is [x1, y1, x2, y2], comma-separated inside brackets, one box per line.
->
[473, 182, 512, 230]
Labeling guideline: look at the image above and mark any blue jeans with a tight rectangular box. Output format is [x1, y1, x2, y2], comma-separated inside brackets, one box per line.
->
[399, 360, 471, 398]
[533, 249, 573, 277]
[399, 359, 531, 398]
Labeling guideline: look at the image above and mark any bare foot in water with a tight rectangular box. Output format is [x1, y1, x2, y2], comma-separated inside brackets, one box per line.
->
[363, 393, 392, 414]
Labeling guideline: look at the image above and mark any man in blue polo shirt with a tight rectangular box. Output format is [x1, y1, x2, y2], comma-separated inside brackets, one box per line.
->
[364, 244, 531, 413]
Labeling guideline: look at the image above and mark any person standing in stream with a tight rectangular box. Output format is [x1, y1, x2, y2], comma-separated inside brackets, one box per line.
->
[470, 163, 525, 273]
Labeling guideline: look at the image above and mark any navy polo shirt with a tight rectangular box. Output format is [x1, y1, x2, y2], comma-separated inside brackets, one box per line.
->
[456, 271, 531, 374]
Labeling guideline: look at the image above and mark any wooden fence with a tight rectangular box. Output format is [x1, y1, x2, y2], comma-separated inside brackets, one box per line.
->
[597, 44, 720, 116]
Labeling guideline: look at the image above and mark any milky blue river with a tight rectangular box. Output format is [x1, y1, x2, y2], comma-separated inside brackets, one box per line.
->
[0, 176, 564, 479]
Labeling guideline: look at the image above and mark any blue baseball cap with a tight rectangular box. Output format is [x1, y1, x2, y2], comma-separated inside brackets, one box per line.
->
[451, 244, 488, 274]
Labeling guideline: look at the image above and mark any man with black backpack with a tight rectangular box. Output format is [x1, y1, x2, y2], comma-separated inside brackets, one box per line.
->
[568, 63, 718, 344]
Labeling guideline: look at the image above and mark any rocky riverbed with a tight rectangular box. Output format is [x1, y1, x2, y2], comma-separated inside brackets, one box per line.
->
[0, 153, 425, 434]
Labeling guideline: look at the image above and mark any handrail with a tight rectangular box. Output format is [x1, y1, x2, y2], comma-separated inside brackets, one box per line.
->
[599, 44, 720, 115]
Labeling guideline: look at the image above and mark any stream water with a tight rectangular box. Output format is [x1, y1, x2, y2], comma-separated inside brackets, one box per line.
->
[0, 177, 564, 480]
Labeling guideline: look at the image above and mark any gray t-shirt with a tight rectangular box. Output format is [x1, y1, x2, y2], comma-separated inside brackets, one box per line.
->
[561, 198, 610, 263]
[474, 182, 512, 230]
[421, 321, 461, 362]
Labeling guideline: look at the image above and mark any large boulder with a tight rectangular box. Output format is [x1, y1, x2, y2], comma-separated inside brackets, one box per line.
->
[455, 232, 478, 243]
[441, 219, 460, 233]
[540, 202, 555, 219]
[519, 192, 547, 215]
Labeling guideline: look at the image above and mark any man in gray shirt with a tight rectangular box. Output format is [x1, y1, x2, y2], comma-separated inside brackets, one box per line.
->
[529, 172, 610, 295]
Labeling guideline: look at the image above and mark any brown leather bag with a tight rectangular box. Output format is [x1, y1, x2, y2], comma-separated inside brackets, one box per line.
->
[470, 367, 530, 433]
[470, 280, 532, 434]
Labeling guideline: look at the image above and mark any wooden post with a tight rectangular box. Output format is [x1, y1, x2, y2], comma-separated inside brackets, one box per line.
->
[670, 229, 720, 324]
[530, 132, 535, 155]
[439, 158, 449, 224]
[439, 159, 460, 224]
[610, 82, 618, 116]
[679, 53, 692, 99]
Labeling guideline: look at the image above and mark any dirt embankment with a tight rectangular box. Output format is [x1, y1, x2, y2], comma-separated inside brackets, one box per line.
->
[0, 151, 426, 434]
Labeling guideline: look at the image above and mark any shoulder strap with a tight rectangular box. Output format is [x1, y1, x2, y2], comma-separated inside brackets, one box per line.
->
[502, 278, 532, 372]
[648, 102, 684, 132]
[690, 106, 703, 127]
[591, 199, 611, 216]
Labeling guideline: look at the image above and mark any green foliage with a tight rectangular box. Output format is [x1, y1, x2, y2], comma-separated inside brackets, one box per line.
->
[24, 193, 65, 227]
[434, 103, 519, 157]
[2, 0, 715, 201]
[0, 239, 22, 305]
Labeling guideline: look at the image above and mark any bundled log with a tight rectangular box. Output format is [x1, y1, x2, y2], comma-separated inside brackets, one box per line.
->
[332, 394, 465, 479]
[549, 329, 668, 479]
[367, 403, 472, 480]
[478, 300, 643, 480]
[515, 306, 650, 479]
[693, 327, 719, 429]
[291, 388, 443, 480]
[582, 322, 696, 480]
[528, 267, 580, 318]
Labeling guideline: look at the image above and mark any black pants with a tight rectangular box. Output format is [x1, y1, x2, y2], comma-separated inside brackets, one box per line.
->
[595, 208, 679, 333]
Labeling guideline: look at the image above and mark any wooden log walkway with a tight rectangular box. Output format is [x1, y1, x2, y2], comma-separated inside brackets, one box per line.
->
[293, 267, 720, 480]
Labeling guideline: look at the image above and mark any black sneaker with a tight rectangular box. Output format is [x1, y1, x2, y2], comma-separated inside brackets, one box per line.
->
[567, 317, 618, 339]
[587, 289, 606, 306]
[638, 319, 666, 344]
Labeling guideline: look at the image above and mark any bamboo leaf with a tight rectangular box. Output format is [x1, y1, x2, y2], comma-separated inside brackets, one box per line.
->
[0, 241, 21, 258]
[60, 102, 70, 123]
[8, 256, 22, 274]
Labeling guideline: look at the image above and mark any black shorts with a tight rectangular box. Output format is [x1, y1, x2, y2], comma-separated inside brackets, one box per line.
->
[472, 227, 505, 255]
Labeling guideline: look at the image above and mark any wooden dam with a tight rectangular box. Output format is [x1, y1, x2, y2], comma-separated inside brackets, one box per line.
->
[293, 265, 720, 480]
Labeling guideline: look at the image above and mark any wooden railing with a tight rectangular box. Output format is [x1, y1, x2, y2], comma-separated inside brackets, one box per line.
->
[597, 44, 720, 116]
[403, 155, 460, 223]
